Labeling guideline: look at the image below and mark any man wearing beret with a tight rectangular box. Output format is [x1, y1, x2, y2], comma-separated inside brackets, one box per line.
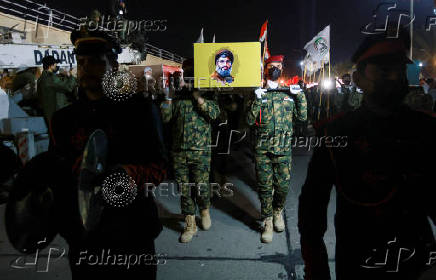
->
[37, 55, 76, 125]
[298, 29, 436, 279]
[47, 30, 167, 278]
[247, 55, 307, 243]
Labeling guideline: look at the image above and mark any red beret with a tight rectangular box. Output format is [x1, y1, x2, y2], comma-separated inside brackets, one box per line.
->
[265, 55, 284, 65]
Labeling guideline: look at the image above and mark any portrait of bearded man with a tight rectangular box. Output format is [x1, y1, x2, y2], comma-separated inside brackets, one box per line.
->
[210, 49, 234, 84]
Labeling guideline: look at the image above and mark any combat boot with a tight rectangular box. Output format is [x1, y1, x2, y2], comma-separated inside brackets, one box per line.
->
[273, 208, 285, 232]
[200, 208, 211, 230]
[261, 216, 273, 243]
[180, 215, 197, 243]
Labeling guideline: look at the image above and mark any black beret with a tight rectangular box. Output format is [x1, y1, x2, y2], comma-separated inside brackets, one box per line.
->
[71, 29, 122, 57]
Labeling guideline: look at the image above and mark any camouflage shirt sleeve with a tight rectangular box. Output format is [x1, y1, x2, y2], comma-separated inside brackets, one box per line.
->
[197, 99, 220, 121]
[247, 98, 262, 126]
[293, 92, 308, 122]
[160, 101, 173, 123]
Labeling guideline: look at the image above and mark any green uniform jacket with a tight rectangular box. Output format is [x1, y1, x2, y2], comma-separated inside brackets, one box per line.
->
[160, 94, 220, 152]
[37, 70, 77, 124]
[247, 90, 307, 155]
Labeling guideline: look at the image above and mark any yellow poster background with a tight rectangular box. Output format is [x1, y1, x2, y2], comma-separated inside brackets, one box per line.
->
[194, 42, 261, 88]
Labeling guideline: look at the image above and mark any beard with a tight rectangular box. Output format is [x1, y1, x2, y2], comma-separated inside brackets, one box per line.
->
[216, 66, 232, 77]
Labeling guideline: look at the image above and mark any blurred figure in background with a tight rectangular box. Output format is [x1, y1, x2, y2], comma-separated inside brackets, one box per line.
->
[37, 56, 76, 125]
[12, 67, 40, 115]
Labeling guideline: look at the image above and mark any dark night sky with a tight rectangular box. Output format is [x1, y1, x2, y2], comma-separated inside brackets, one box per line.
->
[41, 0, 434, 75]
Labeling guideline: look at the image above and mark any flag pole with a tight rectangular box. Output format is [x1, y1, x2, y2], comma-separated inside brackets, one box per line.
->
[326, 63, 330, 118]
[261, 39, 267, 88]
[317, 67, 324, 121]
[328, 54, 331, 79]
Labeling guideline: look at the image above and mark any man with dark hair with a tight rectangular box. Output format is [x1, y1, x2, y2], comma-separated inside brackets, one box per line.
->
[37, 55, 76, 125]
[298, 29, 436, 280]
[210, 49, 234, 84]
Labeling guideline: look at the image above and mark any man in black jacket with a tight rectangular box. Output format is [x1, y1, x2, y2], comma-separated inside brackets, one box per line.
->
[48, 30, 167, 279]
[298, 29, 436, 280]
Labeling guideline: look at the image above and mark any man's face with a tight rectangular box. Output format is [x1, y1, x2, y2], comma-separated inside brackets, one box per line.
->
[266, 62, 282, 71]
[266, 62, 283, 81]
[354, 60, 408, 108]
[49, 63, 58, 72]
[77, 54, 113, 98]
[217, 56, 232, 71]
[342, 76, 351, 85]
[216, 55, 232, 77]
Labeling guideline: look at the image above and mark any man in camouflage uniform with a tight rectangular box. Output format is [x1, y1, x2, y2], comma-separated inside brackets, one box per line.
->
[247, 55, 307, 243]
[333, 73, 351, 114]
[161, 63, 220, 243]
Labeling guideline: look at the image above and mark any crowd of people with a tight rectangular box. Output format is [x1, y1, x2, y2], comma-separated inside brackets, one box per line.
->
[0, 21, 435, 280]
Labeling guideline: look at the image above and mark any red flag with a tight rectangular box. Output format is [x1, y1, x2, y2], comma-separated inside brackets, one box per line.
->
[259, 20, 268, 42]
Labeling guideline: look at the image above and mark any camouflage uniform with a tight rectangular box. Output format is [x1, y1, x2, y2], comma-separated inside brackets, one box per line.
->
[347, 87, 363, 110]
[161, 91, 220, 215]
[247, 89, 307, 219]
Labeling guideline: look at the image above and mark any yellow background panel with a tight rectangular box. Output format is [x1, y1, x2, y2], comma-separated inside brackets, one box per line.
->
[194, 42, 261, 88]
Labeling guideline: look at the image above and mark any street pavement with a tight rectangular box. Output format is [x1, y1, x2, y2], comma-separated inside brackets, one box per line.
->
[0, 142, 434, 280]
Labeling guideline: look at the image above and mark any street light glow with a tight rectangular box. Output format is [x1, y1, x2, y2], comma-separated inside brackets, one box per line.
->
[322, 79, 333, 90]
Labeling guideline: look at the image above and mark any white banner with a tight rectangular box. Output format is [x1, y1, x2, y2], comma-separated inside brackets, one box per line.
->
[0, 43, 140, 68]
[0, 44, 76, 68]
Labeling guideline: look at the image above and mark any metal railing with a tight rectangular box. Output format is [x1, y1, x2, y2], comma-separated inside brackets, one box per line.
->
[145, 43, 184, 64]
[0, 0, 184, 64]
[0, 0, 80, 31]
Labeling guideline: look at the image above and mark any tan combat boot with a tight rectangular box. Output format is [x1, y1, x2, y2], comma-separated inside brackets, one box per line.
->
[273, 208, 285, 232]
[180, 215, 197, 243]
[261, 216, 273, 243]
[200, 208, 211, 230]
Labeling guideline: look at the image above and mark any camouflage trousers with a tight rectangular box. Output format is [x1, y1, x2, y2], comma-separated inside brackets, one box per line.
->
[173, 150, 211, 215]
[255, 152, 292, 219]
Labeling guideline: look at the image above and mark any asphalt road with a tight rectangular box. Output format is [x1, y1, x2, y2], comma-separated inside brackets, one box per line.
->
[0, 143, 434, 280]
